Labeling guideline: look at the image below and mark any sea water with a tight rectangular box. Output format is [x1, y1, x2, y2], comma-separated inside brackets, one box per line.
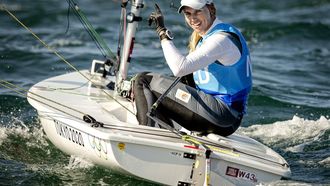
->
[0, 0, 329, 185]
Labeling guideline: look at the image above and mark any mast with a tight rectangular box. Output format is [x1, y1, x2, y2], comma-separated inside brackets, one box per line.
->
[116, 0, 144, 86]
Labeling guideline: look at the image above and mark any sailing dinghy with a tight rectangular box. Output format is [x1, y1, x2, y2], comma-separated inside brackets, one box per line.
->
[26, 0, 291, 185]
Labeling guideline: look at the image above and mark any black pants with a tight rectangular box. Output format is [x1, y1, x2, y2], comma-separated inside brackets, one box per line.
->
[133, 72, 242, 137]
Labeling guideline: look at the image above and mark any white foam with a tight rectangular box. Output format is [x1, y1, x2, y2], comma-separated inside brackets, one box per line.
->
[0, 3, 22, 11]
[267, 180, 315, 186]
[239, 116, 330, 152]
[0, 128, 8, 145]
[319, 157, 330, 168]
[96, 179, 110, 186]
[25, 155, 94, 179]
[0, 116, 48, 148]
[49, 39, 83, 47]
[65, 155, 94, 170]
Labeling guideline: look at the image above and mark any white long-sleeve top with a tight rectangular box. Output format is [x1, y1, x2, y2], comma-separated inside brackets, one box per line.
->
[161, 19, 241, 77]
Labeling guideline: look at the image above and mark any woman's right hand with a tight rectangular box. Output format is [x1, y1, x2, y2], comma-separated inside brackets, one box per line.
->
[148, 4, 166, 35]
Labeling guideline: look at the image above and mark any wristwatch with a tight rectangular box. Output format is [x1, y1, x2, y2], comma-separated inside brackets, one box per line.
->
[159, 29, 174, 41]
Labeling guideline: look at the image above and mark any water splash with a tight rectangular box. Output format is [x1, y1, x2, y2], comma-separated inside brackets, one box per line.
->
[0, 116, 33, 145]
[65, 155, 94, 169]
[239, 115, 330, 151]
[319, 157, 330, 168]
[239, 116, 330, 183]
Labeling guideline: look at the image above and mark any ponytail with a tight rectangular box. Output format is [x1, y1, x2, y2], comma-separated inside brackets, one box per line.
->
[188, 31, 202, 52]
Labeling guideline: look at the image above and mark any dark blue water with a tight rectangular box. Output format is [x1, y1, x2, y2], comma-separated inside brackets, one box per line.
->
[1, 0, 330, 185]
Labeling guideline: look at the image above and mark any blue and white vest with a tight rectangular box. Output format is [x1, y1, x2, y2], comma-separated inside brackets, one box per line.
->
[193, 23, 252, 113]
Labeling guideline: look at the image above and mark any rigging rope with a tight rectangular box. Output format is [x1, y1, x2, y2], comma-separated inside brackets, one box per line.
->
[2, 5, 86, 80]
[65, 0, 71, 34]
[0, 80, 85, 118]
[115, 0, 128, 72]
[0, 79, 138, 130]
[66, 0, 116, 61]
[1, 4, 135, 116]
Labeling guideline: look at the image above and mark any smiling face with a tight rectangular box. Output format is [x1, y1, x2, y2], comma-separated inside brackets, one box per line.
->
[182, 6, 213, 36]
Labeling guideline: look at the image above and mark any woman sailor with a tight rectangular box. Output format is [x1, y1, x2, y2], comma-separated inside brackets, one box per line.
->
[133, 0, 252, 137]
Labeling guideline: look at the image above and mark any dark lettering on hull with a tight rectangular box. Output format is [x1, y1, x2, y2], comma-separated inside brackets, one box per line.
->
[225, 166, 258, 183]
[54, 119, 85, 147]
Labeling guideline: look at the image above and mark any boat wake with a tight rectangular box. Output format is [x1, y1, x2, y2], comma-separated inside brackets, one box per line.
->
[239, 116, 330, 152]
[239, 115, 330, 184]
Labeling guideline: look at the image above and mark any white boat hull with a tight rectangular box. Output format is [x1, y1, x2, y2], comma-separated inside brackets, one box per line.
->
[28, 70, 291, 186]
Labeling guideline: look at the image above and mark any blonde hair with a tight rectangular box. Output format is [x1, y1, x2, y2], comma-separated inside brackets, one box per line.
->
[188, 31, 202, 52]
[187, 3, 216, 52]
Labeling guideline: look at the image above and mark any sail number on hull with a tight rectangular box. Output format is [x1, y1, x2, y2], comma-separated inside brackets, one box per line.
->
[226, 166, 258, 183]
[54, 119, 85, 147]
